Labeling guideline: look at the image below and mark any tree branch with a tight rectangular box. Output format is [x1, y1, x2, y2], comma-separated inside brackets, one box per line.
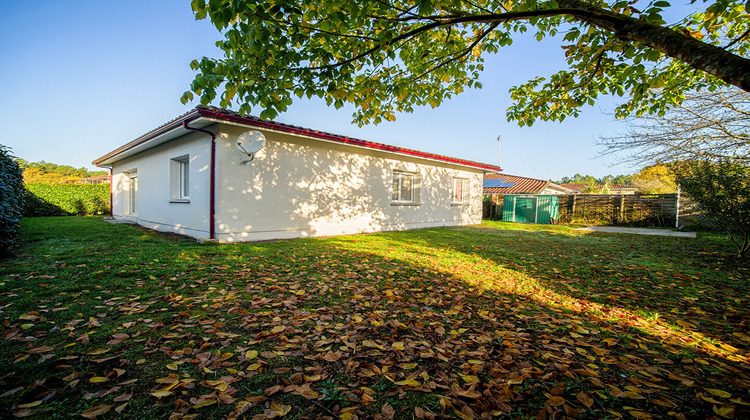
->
[724, 27, 750, 49]
[409, 22, 500, 83]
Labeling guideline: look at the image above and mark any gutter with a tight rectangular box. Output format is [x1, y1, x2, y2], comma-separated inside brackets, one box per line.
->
[182, 120, 217, 240]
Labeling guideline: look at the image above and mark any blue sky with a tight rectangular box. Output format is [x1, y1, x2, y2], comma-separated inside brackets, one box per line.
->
[1, 0, 645, 181]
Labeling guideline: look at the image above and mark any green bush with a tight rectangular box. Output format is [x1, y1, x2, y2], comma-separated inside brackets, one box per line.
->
[0, 146, 25, 256]
[24, 184, 109, 217]
[674, 161, 750, 258]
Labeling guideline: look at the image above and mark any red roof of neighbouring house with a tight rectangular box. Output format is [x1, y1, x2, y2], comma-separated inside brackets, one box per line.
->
[483, 173, 572, 194]
[93, 105, 501, 171]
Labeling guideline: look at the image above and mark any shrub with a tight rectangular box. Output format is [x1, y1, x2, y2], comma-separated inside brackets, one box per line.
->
[674, 161, 750, 258]
[24, 184, 109, 217]
[0, 146, 25, 255]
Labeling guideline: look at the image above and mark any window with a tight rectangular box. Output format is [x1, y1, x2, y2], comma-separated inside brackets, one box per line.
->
[452, 178, 468, 204]
[170, 156, 190, 202]
[392, 171, 419, 204]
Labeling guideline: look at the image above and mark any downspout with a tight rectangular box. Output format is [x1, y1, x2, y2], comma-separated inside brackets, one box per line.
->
[182, 120, 217, 240]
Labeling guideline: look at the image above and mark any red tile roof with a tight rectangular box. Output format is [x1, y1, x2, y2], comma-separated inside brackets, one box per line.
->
[93, 105, 501, 171]
[484, 173, 555, 194]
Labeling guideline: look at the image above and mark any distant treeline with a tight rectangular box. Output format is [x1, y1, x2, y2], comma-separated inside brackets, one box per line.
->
[15, 159, 107, 184]
[554, 174, 632, 186]
[554, 165, 677, 194]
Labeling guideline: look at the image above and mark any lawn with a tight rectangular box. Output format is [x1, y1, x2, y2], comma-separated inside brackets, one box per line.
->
[1, 217, 748, 419]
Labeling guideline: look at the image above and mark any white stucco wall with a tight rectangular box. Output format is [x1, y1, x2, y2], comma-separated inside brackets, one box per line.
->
[111, 130, 211, 238]
[109, 122, 484, 242]
[214, 124, 483, 242]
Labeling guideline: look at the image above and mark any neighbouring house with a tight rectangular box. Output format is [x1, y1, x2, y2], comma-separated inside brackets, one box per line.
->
[483, 173, 573, 195]
[559, 183, 638, 194]
[92, 106, 500, 242]
[482, 174, 571, 224]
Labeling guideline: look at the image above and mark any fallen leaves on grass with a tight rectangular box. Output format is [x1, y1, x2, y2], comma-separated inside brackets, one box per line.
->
[0, 218, 749, 419]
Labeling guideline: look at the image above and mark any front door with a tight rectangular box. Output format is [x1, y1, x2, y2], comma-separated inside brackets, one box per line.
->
[514, 197, 537, 223]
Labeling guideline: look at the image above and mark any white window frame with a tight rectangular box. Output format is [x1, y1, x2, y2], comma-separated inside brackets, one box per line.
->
[452, 178, 469, 204]
[179, 159, 189, 199]
[392, 171, 419, 205]
[170, 155, 190, 202]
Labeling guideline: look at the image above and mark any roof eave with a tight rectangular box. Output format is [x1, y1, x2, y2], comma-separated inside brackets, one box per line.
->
[93, 107, 502, 172]
[92, 109, 203, 166]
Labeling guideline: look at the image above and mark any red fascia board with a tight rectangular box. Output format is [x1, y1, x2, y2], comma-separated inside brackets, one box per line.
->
[195, 108, 501, 172]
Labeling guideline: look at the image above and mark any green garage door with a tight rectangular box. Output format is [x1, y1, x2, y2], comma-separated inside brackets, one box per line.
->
[514, 197, 537, 223]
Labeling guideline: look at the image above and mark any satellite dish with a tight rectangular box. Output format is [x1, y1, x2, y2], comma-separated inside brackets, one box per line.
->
[235, 130, 266, 164]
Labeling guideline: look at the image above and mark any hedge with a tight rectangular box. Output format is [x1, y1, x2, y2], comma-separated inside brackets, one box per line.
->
[24, 184, 110, 217]
[0, 146, 25, 255]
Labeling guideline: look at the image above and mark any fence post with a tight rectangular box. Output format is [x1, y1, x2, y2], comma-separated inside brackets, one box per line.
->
[571, 194, 577, 223]
[675, 186, 680, 228]
[619, 194, 625, 223]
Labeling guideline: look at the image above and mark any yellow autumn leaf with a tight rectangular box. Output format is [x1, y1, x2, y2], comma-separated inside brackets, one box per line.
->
[713, 405, 735, 418]
[628, 410, 653, 419]
[203, 366, 214, 374]
[399, 363, 418, 370]
[392, 342, 405, 351]
[245, 350, 258, 360]
[193, 399, 217, 409]
[246, 363, 262, 371]
[461, 375, 480, 384]
[150, 390, 172, 399]
[706, 388, 731, 398]
[17, 400, 43, 408]
[166, 364, 178, 371]
[393, 379, 420, 387]
[270, 325, 285, 334]
[90, 376, 109, 383]
[271, 401, 291, 416]
[675, 320, 697, 329]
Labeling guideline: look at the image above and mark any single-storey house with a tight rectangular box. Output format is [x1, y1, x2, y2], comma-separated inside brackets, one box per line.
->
[93, 106, 500, 242]
[483, 173, 573, 195]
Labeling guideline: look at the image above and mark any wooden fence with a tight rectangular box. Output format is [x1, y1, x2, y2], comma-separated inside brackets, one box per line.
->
[484, 193, 689, 227]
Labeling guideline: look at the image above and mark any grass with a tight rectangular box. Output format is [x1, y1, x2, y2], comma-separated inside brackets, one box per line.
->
[0, 216, 748, 419]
